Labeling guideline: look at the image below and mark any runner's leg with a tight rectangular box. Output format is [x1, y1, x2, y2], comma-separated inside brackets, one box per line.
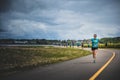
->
[92, 50, 95, 58]
[92, 50, 96, 63]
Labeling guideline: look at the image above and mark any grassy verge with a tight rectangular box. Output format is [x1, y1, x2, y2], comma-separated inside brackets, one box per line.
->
[83, 43, 120, 49]
[0, 46, 91, 76]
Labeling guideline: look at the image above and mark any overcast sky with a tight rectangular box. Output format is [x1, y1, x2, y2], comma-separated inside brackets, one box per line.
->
[0, 0, 120, 40]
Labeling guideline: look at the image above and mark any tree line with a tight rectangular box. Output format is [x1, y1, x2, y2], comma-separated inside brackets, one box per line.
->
[0, 37, 120, 45]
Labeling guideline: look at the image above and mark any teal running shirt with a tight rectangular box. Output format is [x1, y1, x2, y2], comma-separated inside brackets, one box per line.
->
[91, 38, 99, 48]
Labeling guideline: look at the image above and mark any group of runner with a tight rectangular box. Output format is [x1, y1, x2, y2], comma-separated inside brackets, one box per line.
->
[62, 34, 99, 63]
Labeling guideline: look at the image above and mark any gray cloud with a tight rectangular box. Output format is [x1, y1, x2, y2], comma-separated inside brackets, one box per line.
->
[0, 0, 12, 12]
[0, 0, 120, 39]
[0, 0, 12, 32]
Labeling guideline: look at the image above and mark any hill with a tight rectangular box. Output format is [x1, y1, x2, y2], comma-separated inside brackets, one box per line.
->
[100, 37, 120, 43]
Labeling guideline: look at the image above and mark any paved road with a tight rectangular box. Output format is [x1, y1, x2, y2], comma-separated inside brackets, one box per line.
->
[1, 49, 120, 80]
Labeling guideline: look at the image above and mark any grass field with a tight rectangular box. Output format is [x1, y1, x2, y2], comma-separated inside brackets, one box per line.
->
[0, 46, 91, 76]
[83, 43, 120, 48]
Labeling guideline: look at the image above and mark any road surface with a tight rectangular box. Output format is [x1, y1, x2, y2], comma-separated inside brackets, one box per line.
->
[1, 49, 120, 80]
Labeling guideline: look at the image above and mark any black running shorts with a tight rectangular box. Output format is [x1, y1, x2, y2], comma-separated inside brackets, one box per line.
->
[91, 47, 98, 50]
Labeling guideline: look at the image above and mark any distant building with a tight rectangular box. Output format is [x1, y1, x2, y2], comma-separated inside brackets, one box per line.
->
[29, 41, 37, 44]
[14, 41, 28, 44]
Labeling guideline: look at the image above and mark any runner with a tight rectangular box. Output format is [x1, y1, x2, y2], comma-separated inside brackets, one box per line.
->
[91, 34, 99, 63]
[81, 42, 84, 49]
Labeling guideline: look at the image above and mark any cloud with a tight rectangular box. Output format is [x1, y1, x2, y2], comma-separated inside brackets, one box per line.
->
[0, 0, 12, 12]
[0, 0, 120, 39]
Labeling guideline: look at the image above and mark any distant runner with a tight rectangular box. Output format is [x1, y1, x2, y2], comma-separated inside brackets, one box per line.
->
[91, 34, 99, 63]
[81, 42, 84, 49]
